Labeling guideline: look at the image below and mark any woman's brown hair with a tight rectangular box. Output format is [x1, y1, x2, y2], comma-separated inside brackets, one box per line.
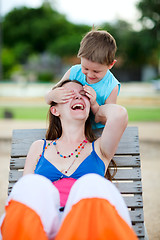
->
[45, 79, 116, 181]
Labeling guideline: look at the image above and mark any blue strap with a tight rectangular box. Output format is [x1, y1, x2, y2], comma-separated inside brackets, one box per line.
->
[92, 141, 95, 151]
[41, 139, 47, 156]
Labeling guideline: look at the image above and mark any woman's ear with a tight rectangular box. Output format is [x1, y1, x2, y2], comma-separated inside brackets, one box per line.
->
[50, 106, 60, 116]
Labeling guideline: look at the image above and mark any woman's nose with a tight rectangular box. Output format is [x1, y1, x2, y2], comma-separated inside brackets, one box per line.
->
[74, 92, 81, 99]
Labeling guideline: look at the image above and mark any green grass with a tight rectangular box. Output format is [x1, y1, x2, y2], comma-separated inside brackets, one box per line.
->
[127, 107, 160, 122]
[0, 106, 49, 120]
[0, 106, 160, 121]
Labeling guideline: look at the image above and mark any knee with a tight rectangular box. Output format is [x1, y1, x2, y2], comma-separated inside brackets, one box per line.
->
[67, 174, 114, 203]
[72, 173, 112, 192]
[7, 174, 60, 207]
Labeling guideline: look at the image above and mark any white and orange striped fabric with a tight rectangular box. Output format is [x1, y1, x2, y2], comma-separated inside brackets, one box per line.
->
[0, 174, 138, 240]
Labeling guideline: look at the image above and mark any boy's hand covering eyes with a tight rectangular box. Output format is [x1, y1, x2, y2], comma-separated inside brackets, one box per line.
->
[52, 87, 76, 103]
[83, 85, 97, 105]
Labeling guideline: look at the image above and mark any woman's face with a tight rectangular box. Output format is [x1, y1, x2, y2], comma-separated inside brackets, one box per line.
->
[53, 82, 91, 122]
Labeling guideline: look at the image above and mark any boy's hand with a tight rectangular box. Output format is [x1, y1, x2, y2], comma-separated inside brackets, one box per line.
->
[83, 85, 99, 115]
[83, 85, 96, 105]
[51, 87, 75, 103]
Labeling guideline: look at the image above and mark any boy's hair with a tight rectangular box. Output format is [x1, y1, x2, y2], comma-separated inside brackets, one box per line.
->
[78, 30, 117, 66]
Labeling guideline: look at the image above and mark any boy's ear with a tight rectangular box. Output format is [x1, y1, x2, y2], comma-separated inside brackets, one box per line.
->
[108, 59, 117, 69]
[50, 106, 60, 116]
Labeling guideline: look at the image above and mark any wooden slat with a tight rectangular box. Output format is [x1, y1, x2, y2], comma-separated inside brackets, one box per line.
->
[129, 209, 144, 223]
[8, 181, 143, 194]
[11, 129, 46, 157]
[10, 158, 26, 169]
[114, 181, 142, 194]
[112, 156, 140, 167]
[110, 168, 141, 180]
[9, 168, 142, 182]
[9, 170, 23, 182]
[116, 146, 139, 155]
[94, 126, 139, 138]
[9, 168, 141, 182]
[8, 183, 15, 194]
[123, 195, 143, 208]
[11, 144, 140, 156]
[132, 223, 145, 237]
[9, 168, 142, 194]
[10, 155, 141, 170]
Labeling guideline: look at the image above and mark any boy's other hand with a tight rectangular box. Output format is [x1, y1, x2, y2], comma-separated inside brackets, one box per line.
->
[83, 85, 96, 105]
[83, 85, 99, 115]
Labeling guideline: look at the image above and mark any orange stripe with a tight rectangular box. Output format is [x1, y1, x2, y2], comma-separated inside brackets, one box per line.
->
[56, 198, 138, 240]
[1, 200, 47, 240]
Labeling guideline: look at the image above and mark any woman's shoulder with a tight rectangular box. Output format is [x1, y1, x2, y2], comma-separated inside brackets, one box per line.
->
[29, 139, 45, 152]
[30, 139, 55, 151]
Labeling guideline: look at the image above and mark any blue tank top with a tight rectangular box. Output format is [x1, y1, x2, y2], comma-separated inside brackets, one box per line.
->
[34, 139, 105, 182]
[69, 64, 121, 129]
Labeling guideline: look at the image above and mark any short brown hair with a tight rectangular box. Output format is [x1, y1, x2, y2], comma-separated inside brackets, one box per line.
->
[78, 30, 117, 66]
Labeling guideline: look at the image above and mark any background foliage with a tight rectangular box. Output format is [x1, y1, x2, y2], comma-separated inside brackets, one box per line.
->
[1, 0, 160, 80]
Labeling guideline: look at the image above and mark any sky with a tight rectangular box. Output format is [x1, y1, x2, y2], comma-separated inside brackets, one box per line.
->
[1, 0, 141, 28]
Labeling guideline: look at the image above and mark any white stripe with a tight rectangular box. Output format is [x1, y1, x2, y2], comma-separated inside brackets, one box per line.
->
[62, 173, 131, 226]
[7, 174, 61, 239]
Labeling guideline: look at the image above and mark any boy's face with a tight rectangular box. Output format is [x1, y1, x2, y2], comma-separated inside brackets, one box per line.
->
[81, 57, 110, 84]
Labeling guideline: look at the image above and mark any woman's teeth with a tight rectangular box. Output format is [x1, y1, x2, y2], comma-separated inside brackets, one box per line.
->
[72, 104, 84, 110]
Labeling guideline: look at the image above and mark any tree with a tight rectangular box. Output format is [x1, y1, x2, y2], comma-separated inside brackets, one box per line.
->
[2, 6, 90, 60]
[137, 0, 160, 30]
[2, 5, 90, 78]
[136, 0, 160, 71]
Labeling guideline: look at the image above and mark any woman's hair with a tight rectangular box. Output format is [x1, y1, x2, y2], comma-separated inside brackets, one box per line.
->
[45, 79, 116, 181]
[78, 29, 117, 66]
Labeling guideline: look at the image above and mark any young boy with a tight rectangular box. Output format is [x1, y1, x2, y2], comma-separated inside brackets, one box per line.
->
[45, 29, 120, 129]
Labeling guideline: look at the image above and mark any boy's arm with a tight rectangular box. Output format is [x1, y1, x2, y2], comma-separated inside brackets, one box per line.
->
[45, 68, 71, 105]
[84, 85, 119, 118]
[54, 68, 71, 88]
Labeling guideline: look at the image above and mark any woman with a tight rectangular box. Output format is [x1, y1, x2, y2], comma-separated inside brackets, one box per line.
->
[0, 80, 137, 240]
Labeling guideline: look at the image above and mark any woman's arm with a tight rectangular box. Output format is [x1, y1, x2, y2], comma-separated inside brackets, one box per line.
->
[105, 85, 118, 104]
[95, 104, 128, 165]
[23, 140, 44, 175]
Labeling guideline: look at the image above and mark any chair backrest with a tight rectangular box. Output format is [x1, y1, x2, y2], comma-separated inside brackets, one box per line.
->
[8, 126, 145, 239]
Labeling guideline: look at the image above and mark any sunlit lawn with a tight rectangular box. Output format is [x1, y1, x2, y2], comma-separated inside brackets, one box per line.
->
[0, 106, 160, 121]
[0, 106, 49, 120]
[127, 107, 160, 121]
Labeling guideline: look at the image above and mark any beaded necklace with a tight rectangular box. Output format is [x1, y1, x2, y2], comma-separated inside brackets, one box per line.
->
[61, 139, 88, 174]
[53, 138, 87, 158]
[54, 138, 88, 174]
[37, 138, 88, 174]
